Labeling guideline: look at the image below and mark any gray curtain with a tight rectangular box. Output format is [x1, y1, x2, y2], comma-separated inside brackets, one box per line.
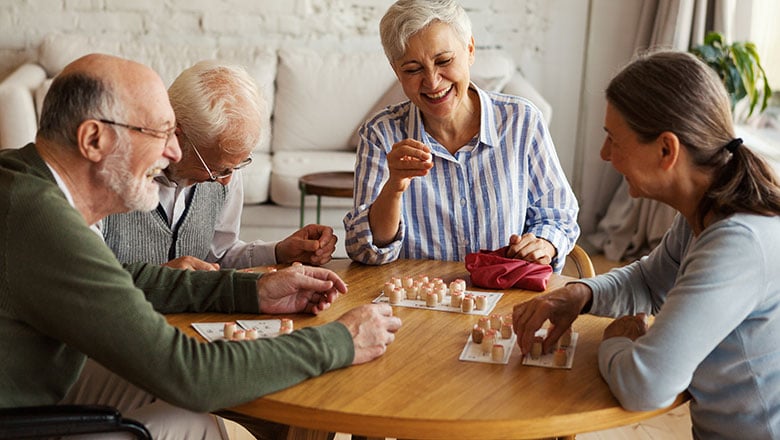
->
[586, 0, 733, 261]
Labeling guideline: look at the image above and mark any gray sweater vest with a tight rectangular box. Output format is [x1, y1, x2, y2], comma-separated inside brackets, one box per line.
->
[103, 182, 228, 265]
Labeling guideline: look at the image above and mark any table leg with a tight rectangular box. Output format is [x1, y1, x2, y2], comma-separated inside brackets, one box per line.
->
[316, 195, 322, 224]
[300, 188, 306, 228]
[285, 426, 334, 440]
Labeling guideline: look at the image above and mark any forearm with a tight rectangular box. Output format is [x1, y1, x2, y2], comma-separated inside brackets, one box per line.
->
[368, 185, 403, 246]
[126, 262, 261, 314]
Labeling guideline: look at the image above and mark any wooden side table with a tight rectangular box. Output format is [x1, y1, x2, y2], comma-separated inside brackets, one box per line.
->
[298, 171, 354, 227]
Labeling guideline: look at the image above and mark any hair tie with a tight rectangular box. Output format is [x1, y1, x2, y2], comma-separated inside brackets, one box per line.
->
[724, 138, 743, 153]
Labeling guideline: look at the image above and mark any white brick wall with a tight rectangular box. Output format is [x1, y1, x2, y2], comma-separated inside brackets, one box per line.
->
[0, 0, 548, 82]
[0, 0, 590, 192]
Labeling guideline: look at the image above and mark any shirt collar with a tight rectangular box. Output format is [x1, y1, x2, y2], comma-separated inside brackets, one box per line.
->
[44, 161, 103, 238]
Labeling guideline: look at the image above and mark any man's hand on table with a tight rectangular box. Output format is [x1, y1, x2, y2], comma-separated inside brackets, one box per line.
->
[276, 224, 338, 266]
[337, 303, 402, 365]
[163, 255, 220, 271]
[512, 282, 592, 355]
[256, 264, 347, 315]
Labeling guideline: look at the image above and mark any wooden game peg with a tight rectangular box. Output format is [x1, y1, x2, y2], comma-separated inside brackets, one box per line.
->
[490, 314, 503, 330]
[450, 291, 463, 308]
[426, 291, 438, 307]
[553, 348, 568, 367]
[461, 295, 474, 313]
[475, 295, 487, 310]
[482, 329, 497, 353]
[501, 322, 513, 340]
[223, 322, 237, 340]
[491, 344, 505, 362]
[408, 282, 421, 300]
[472, 325, 485, 344]
[530, 337, 543, 359]
[389, 287, 403, 305]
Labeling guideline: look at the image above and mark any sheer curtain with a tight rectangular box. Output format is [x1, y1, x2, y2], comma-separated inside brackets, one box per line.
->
[585, 0, 735, 261]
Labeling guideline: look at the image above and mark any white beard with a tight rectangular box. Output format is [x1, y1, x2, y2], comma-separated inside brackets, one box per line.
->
[98, 140, 162, 212]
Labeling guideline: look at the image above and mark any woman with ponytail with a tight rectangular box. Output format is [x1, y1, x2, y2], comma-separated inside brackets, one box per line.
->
[512, 51, 780, 439]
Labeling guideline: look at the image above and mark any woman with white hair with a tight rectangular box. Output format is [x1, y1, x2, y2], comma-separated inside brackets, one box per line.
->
[344, 0, 579, 269]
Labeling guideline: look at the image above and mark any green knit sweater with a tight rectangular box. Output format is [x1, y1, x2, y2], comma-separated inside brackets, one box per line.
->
[0, 144, 354, 412]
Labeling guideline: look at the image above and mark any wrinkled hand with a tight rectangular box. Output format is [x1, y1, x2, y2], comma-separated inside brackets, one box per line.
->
[336, 303, 403, 365]
[513, 282, 592, 355]
[275, 224, 338, 266]
[256, 264, 348, 315]
[384, 139, 433, 194]
[603, 313, 648, 341]
[506, 233, 556, 266]
[163, 256, 219, 271]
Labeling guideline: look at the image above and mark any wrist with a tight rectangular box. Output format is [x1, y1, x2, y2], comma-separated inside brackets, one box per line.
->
[566, 281, 594, 314]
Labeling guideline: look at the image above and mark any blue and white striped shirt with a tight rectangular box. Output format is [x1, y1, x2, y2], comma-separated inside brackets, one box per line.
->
[343, 85, 580, 270]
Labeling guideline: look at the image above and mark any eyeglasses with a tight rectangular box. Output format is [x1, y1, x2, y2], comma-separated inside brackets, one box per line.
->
[99, 119, 176, 143]
[187, 138, 253, 181]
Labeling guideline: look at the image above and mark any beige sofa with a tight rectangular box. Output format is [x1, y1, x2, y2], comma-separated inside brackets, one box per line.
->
[0, 33, 551, 257]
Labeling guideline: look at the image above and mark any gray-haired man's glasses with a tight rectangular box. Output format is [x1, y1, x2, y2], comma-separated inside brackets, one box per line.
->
[188, 139, 252, 181]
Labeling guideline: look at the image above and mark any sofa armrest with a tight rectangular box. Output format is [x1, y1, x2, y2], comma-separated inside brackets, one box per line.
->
[0, 63, 47, 149]
[1, 63, 47, 90]
[502, 72, 553, 125]
[0, 85, 38, 149]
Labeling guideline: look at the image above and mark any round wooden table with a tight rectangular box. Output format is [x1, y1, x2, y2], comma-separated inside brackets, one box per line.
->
[168, 259, 689, 439]
[298, 171, 354, 227]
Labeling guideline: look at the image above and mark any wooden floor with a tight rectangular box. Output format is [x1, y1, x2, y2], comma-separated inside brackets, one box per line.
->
[226, 253, 693, 440]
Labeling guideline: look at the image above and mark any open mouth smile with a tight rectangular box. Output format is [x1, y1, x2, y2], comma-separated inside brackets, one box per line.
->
[423, 85, 453, 102]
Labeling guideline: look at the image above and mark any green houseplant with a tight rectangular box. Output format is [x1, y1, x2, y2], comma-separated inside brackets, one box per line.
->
[690, 31, 772, 119]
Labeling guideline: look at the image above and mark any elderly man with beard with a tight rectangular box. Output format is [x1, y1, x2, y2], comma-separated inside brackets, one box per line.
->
[0, 53, 401, 439]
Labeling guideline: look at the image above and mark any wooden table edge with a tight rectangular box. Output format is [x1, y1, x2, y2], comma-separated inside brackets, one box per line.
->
[228, 392, 690, 439]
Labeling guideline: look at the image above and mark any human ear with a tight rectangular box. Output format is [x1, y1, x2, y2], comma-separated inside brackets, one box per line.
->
[657, 131, 680, 171]
[467, 36, 475, 66]
[77, 119, 111, 163]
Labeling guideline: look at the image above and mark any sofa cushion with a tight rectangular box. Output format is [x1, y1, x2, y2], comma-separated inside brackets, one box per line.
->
[272, 48, 397, 153]
[241, 152, 272, 204]
[270, 151, 356, 208]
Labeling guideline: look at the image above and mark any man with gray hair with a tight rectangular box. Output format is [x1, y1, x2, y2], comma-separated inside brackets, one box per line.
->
[102, 60, 338, 270]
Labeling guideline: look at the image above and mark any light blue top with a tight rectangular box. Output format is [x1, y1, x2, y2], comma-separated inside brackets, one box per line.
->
[343, 84, 579, 270]
[581, 213, 780, 439]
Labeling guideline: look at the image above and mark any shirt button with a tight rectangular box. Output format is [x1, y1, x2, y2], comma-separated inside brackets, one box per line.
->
[460, 198, 467, 206]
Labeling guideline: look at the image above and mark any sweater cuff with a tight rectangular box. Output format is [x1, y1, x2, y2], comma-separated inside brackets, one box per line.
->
[315, 321, 355, 368]
[233, 272, 262, 313]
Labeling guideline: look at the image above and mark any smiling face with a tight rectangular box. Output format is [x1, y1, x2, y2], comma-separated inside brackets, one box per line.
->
[104, 61, 181, 211]
[391, 21, 475, 125]
[99, 131, 171, 211]
[601, 102, 662, 199]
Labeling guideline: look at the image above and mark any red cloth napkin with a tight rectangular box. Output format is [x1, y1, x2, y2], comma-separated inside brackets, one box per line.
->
[465, 246, 552, 291]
